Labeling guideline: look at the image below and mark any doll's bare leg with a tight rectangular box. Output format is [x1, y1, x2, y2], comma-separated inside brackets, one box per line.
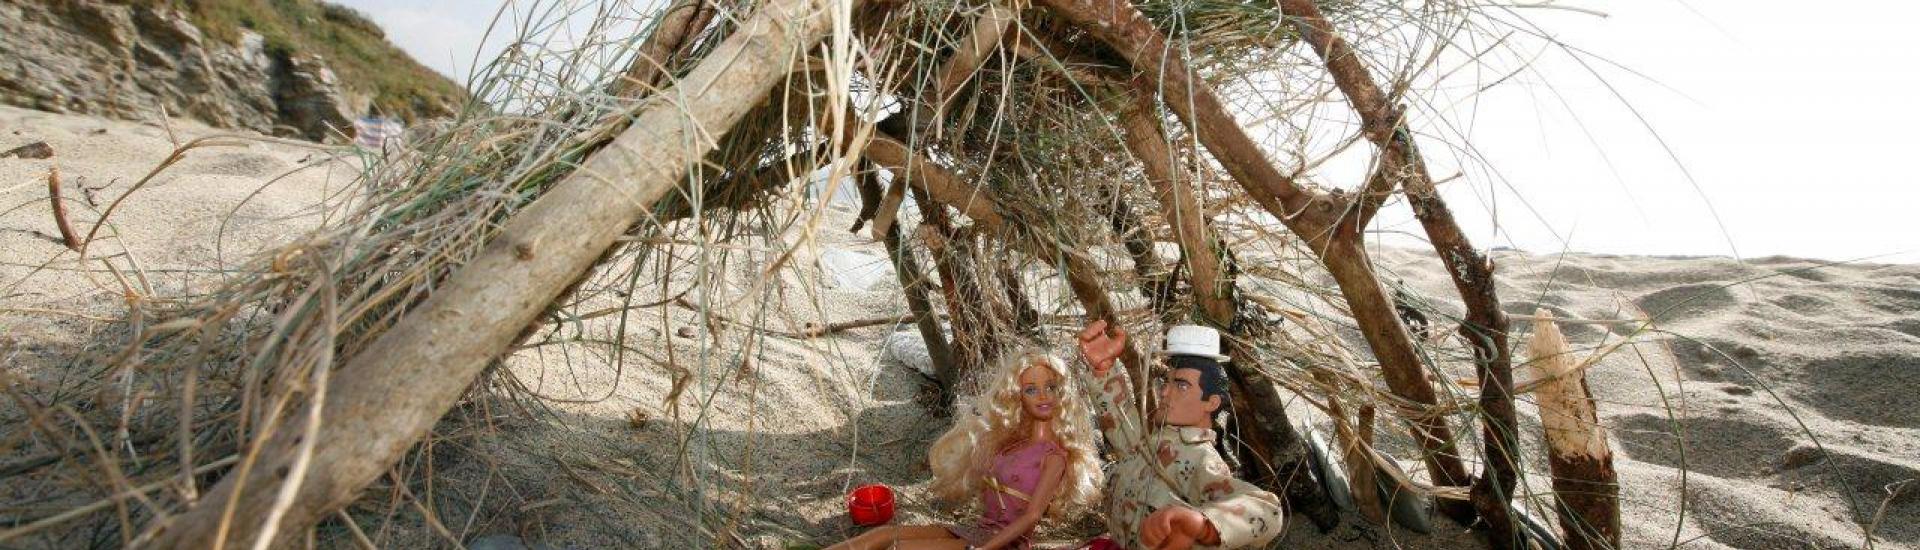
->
[825, 525, 959, 550]
[888, 539, 968, 550]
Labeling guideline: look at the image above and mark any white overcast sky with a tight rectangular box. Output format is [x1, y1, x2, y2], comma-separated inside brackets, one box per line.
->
[335, 0, 1920, 263]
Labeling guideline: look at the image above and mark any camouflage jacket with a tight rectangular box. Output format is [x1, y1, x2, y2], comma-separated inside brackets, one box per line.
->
[1091, 365, 1283, 549]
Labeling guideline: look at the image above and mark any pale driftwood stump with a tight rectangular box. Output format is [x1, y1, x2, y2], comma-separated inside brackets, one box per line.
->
[1529, 309, 1622, 549]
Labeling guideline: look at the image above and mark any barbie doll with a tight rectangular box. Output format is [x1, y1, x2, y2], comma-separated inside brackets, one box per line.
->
[828, 349, 1104, 550]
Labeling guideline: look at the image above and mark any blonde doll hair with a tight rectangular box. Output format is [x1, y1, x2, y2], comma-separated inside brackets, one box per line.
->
[925, 348, 1104, 520]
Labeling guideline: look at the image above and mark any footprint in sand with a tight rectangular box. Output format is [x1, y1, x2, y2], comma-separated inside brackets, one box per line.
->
[1636, 283, 1739, 324]
[1769, 292, 1837, 316]
[1614, 414, 1794, 480]
[178, 151, 291, 177]
[1792, 352, 1920, 429]
[1778, 446, 1920, 544]
[1683, 477, 1859, 549]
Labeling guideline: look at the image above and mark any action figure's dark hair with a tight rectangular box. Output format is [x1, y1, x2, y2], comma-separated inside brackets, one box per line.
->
[1168, 355, 1232, 408]
[1168, 354, 1243, 474]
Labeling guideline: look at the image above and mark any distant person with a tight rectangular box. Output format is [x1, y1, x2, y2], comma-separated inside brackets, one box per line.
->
[826, 349, 1105, 550]
[1077, 321, 1282, 550]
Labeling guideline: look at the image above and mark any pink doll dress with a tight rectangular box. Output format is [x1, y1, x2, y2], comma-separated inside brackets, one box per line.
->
[946, 439, 1063, 550]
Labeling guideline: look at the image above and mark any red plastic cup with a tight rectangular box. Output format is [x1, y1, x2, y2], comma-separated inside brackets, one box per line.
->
[847, 484, 895, 526]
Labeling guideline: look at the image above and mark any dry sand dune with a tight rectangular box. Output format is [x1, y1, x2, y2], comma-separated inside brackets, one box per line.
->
[3, 104, 1917, 549]
[1375, 247, 1920, 549]
[2, 105, 345, 358]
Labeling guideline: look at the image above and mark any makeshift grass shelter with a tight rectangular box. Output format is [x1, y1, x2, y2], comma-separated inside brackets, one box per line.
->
[0, 0, 1653, 547]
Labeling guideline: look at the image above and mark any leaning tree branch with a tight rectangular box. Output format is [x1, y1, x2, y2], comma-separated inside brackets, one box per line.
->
[138, 0, 847, 545]
[1279, 0, 1518, 535]
[1031, 0, 1333, 237]
[609, 0, 716, 98]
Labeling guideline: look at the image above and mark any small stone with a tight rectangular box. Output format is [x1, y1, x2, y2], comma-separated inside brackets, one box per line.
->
[1, 142, 54, 159]
[1781, 444, 1824, 470]
[880, 330, 936, 380]
[675, 326, 697, 338]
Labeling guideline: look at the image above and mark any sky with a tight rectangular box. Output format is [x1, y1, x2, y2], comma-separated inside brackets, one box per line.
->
[334, 0, 1920, 263]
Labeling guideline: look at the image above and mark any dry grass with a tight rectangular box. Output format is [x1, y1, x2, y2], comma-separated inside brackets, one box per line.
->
[0, 0, 1851, 548]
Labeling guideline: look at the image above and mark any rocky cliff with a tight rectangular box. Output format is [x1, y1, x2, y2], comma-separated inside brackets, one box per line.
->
[0, 0, 463, 142]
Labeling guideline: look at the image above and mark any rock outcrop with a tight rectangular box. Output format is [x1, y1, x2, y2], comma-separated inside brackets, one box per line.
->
[0, 0, 442, 142]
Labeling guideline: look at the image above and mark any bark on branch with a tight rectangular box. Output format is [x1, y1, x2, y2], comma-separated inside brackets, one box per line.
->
[138, 0, 845, 545]
[1278, 0, 1517, 535]
[1529, 311, 1620, 549]
[1030, 0, 1336, 237]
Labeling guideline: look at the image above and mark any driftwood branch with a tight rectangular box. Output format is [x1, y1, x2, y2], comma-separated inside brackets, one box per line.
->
[1528, 311, 1620, 549]
[671, 298, 916, 339]
[1277, 0, 1517, 534]
[47, 167, 81, 251]
[137, 0, 844, 544]
[610, 0, 717, 98]
[884, 221, 960, 389]
[1031, 0, 1332, 234]
[919, 211, 1002, 374]
[927, 3, 1019, 133]
[1092, 177, 1171, 303]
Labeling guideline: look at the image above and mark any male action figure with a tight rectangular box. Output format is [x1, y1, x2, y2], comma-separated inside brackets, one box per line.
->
[1078, 321, 1283, 550]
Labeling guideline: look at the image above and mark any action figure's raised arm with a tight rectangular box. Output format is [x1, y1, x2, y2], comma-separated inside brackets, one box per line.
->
[1078, 321, 1145, 457]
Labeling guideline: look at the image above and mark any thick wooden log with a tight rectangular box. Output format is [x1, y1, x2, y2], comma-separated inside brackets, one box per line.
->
[1276, 0, 1517, 535]
[137, 0, 843, 545]
[1528, 311, 1620, 549]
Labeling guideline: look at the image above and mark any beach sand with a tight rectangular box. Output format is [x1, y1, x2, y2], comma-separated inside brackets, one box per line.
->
[3, 104, 1916, 549]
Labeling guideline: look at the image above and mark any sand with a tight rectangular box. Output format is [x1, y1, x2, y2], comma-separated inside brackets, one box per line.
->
[2, 104, 1917, 549]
